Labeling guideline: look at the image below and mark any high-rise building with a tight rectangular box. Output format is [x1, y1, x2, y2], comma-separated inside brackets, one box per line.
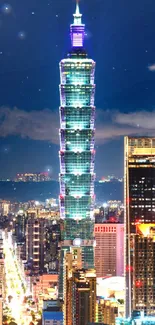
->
[15, 213, 27, 243]
[94, 224, 124, 278]
[0, 233, 4, 325]
[26, 213, 45, 273]
[64, 248, 96, 325]
[42, 300, 63, 325]
[59, 2, 96, 298]
[45, 221, 60, 273]
[124, 137, 155, 317]
[15, 172, 51, 182]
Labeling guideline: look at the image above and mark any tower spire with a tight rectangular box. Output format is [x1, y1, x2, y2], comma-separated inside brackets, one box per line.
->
[73, 0, 82, 25]
[75, 0, 80, 16]
[70, 0, 85, 48]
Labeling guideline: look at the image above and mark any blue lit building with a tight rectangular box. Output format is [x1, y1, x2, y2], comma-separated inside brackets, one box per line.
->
[59, 2, 96, 298]
[42, 300, 63, 325]
[116, 311, 155, 325]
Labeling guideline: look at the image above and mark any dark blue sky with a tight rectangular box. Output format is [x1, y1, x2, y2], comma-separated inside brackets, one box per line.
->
[0, 0, 155, 179]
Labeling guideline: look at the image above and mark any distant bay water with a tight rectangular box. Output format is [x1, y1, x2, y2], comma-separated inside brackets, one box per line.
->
[0, 181, 123, 203]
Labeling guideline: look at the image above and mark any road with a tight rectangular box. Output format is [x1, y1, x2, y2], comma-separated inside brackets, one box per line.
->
[3, 232, 32, 325]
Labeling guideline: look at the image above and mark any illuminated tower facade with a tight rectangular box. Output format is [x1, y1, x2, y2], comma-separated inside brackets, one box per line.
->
[124, 137, 155, 317]
[64, 248, 96, 325]
[59, 2, 96, 298]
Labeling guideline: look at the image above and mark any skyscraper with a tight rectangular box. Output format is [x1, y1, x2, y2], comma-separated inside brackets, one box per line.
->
[124, 137, 155, 317]
[94, 223, 124, 278]
[59, 2, 96, 298]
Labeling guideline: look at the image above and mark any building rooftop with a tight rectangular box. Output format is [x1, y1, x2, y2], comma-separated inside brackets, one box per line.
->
[42, 311, 63, 321]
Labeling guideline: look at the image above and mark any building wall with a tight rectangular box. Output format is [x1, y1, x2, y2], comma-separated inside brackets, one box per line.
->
[94, 224, 124, 277]
[124, 137, 155, 317]
[31, 274, 58, 303]
[0, 298, 2, 325]
[64, 249, 96, 325]
[26, 215, 45, 272]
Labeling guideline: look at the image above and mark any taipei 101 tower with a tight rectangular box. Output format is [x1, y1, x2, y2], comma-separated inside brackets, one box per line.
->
[59, 1, 96, 298]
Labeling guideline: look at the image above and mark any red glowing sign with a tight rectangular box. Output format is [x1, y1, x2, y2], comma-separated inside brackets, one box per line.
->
[135, 280, 143, 288]
[126, 265, 133, 272]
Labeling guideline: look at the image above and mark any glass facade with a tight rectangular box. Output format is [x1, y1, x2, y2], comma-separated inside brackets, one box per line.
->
[58, 3, 96, 298]
[124, 137, 155, 317]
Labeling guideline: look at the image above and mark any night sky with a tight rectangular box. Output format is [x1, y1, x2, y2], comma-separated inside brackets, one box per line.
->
[0, 0, 155, 180]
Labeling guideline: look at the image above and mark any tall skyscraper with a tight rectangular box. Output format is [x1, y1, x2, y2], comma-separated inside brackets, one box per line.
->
[59, 2, 96, 298]
[124, 137, 155, 317]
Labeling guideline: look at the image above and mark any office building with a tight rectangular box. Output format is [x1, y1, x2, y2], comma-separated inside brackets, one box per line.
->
[15, 213, 27, 243]
[26, 213, 45, 273]
[116, 311, 155, 325]
[31, 274, 58, 307]
[0, 296, 2, 325]
[130, 225, 155, 315]
[64, 248, 96, 325]
[59, 2, 96, 298]
[102, 300, 122, 325]
[94, 224, 124, 277]
[1, 201, 10, 216]
[0, 233, 4, 325]
[42, 300, 63, 325]
[45, 221, 60, 273]
[87, 322, 107, 325]
[15, 172, 51, 182]
[124, 137, 155, 317]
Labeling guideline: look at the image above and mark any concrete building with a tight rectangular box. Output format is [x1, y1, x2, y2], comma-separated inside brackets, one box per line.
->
[26, 213, 45, 273]
[94, 224, 124, 277]
[64, 248, 96, 325]
[15, 172, 51, 182]
[31, 274, 58, 305]
[42, 300, 63, 325]
[0, 233, 4, 325]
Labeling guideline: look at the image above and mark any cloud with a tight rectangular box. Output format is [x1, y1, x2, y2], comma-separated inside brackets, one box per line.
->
[95, 109, 155, 143]
[0, 107, 59, 144]
[0, 107, 155, 145]
[114, 110, 155, 130]
[95, 125, 145, 142]
[148, 64, 155, 71]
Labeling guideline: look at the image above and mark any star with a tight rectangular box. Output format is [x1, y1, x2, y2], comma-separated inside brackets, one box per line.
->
[2, 4, 12, 15]
[18, 31, 26, 40]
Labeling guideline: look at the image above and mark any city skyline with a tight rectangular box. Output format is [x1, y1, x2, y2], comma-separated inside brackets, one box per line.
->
[0, 0, 155, 179]
[1, 2, 155, 325]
